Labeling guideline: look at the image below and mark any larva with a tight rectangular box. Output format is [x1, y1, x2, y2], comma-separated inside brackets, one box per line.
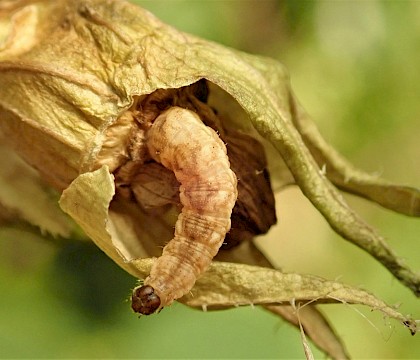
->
[131, 106, 238, 315]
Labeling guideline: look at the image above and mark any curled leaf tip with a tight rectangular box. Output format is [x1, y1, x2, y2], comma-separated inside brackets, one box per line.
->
[402, 319, 418, 336]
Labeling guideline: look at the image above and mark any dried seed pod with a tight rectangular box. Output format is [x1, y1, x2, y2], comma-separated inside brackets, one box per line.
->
[132, 106, 238, 314]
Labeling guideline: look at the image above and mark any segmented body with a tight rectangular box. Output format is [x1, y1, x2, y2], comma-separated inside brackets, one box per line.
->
[131, 107, 238, 314]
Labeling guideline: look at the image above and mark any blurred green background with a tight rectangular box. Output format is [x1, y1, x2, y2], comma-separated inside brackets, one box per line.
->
[1, 1, 419, 358]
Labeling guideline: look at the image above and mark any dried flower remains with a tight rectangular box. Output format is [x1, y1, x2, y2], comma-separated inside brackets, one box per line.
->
[0, 0, 419, 358]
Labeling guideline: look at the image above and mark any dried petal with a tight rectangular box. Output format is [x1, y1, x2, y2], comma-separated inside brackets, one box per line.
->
[59, 166, 146, 277]
[131, 258, 417, 336]
[0, 143, 74, 237]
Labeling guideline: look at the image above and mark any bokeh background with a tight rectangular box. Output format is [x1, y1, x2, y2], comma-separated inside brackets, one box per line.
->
[1, 1, 419, 358]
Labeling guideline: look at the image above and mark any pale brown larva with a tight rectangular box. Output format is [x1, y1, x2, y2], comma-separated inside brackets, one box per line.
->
[131, 106, 238, 315]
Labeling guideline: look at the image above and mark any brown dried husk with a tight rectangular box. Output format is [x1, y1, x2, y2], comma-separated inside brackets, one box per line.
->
[0, 1, 419, 358]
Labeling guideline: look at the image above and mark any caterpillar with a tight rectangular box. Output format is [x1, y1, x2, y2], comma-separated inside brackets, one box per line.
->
[131, 106, 238, 315]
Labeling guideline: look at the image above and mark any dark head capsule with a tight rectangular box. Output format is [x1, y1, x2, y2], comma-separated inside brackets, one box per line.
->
[131, 285, 161, 315]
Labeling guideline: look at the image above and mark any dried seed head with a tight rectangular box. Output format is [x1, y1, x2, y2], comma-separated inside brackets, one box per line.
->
[131, 285, 161, 315]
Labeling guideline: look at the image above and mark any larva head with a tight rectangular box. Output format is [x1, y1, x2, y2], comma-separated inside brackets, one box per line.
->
[131, 285, 161, 315]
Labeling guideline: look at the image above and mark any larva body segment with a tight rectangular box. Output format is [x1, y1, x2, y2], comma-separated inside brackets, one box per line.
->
[133, 107, 238, 313]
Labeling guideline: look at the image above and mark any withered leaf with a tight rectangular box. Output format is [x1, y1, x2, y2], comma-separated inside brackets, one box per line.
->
[130, 258, 417, 336]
